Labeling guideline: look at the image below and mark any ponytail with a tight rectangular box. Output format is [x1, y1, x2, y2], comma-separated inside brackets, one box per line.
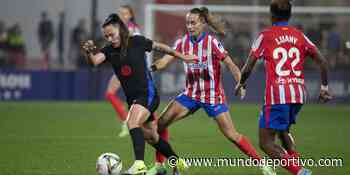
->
[190, 7, 226, 36]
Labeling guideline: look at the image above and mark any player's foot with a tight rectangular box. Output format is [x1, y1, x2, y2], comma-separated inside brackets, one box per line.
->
[146, 163, 167, 175]
[122, 160, 147, 175]
[173, 158, 188, 175]
[118, 122, 129, 138]
[260, 165, 276, 175]
[298, 168, 312, 175]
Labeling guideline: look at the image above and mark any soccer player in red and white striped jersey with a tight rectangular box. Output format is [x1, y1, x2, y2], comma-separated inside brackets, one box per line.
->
[151, 7, 275, 175]
[235, 1, 332, 175]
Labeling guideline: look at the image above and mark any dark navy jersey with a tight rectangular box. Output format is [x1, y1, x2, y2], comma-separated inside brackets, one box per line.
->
[101, 35, 157, 104]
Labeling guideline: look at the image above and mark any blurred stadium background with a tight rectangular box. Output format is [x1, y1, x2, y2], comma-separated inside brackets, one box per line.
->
[0, 0, 349, 175]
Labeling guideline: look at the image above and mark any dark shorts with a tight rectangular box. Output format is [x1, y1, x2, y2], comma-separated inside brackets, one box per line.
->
[259, 104, 303, 131]
[127, 94, 160, 123]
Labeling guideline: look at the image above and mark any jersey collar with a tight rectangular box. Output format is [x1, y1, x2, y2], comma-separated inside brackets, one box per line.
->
[272, 21, 289, 26]
[190, 32, 207, 44]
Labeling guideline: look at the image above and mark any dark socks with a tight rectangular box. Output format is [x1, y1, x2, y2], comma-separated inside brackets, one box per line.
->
[129, 128, 145, 160]
[152, 137, 178, 158]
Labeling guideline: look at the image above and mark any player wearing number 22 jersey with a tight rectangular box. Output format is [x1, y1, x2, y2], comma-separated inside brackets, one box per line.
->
[250, 21, 318, 129]
[236, 1, 330, 175]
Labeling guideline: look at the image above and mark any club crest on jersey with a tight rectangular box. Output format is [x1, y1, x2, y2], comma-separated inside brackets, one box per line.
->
[121, 65, 132, 77]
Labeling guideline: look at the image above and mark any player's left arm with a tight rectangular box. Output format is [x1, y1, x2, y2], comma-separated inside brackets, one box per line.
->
[152, 41, 196, 63]
[311, 48, 332, 103]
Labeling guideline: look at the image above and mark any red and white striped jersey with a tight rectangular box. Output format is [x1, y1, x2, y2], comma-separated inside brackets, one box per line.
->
[174, 32, 227, 105]
[127, 21, 141, 36]
[250, 25, 318, 105]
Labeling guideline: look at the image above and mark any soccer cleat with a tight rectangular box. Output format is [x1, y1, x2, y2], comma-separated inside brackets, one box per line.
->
[145, 163, 167, 175]
[260, 165, 276, 175]
[173, 158, 188, 175]
[122, 160, 147, 175]
[298, 168, 312, 175]
[118, 122, 129, 138]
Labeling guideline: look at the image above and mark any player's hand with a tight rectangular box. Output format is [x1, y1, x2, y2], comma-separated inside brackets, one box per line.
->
[81, 40, 97, 55]
[234, 83, 246, 100]
[318, 86, 332, 103]
[150, 59, 166, 72]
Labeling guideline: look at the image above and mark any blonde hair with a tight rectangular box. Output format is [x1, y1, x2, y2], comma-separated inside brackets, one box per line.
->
[190, 7, 226, 36]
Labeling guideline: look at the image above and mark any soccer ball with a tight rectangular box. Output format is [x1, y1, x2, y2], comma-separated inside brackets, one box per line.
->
[96, 152, 122, 175]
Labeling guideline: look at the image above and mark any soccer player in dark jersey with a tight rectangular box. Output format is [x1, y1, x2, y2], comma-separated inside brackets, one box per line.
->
[81, 13, 194, 175]
[104, 6, 142, 139]
[150, 7, 275, 175]
[235, 0, 332, 175]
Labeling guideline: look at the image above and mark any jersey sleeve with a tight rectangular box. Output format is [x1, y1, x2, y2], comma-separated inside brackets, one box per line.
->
[172, 38, 182, 52]
[212, 37, 227, 61]
[249, 33, 265, 60]
[100, 45, 111, 62]
[142, 36, 153, 52]
[303, 34, 317, 59]
[134, 35, 153, 52]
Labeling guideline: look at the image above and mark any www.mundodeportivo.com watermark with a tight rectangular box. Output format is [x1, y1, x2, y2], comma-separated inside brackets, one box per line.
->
[167, 156, 343, 168]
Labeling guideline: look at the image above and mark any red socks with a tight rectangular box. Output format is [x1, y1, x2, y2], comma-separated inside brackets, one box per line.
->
[237, 136, 261, 160]
[287, 150, 300, 158]
[281, 153, 302, 175]
[105, 92, 127, 121]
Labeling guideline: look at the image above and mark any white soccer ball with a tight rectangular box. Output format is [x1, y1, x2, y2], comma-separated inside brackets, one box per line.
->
[96, 152, 122, 175]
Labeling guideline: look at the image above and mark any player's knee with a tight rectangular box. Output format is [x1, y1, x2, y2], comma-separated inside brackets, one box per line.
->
[127, 120, 140, 130]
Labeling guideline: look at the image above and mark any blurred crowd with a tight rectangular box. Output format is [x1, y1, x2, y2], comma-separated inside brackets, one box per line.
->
[0, 21, 26, 69]
[0, 11, 102, 70]
[1, 10, 350, 70]
[222, 21, 350, 69]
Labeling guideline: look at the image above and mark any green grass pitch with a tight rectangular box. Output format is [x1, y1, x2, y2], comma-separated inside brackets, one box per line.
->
[0, 102, 348, 175]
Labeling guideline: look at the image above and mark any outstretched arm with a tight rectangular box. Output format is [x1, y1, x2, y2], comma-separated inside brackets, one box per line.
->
[152, 41, 196, 63]
[150, 54, 176, 71]
[81, 40, 106, 66]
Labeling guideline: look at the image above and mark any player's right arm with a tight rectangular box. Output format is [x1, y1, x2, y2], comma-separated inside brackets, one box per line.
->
[81, 40, 106, 66]
[234, 33, 263, 97]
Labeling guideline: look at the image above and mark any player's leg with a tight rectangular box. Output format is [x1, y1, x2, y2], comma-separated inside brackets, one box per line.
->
[278, 129, 300, 158]
[206, 104, 275, 175]
[151, 114, 168, 175]
[123, 104, 152, 175]
[105, 75, 129, 137]
[143, 120, 188, 175]
[157, 94, 198, 133]
[259, 104, 308, 175]
[147, 95, 197, 175]
[212, 109, 262, 161]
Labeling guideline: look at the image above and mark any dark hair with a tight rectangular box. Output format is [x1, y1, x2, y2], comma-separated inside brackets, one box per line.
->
[121, 5, 136, 24]
[189, 7, 226, 36]
[270, 0, 292, 20]
[103, 13, 129, 56]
